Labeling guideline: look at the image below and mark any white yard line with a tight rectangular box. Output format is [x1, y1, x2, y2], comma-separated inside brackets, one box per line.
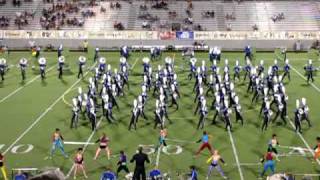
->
[0, 65, 56, 103]
[278, 145, 309, 151]
[236, 163, 261, 166]
[288, 120, 320, 165]
[66, 117, 104, 178]
[130, 58, 139, 70]
[165, 138, 197, 144]
[64, 141, 95, 145]
[289, 65, 320, 165]
[293, 174, 320, 177]
[227, 127, 244, 180]
[155, 146, 162, 167]
[3, 63, 96, 155]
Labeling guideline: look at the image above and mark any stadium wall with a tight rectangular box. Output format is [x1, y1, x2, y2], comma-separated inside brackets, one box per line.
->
[1, 39, 312, 51]
[0, 30, 317, 51]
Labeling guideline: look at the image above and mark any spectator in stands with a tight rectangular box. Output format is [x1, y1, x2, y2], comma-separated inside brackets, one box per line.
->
[226, 23, 232, 31]
[140, 4, 147, 11]
[0, 16, 9, 28]
[39, 1, 96, 29]
[0, 0, 6, 6]
[14, 170, 27, 180]
[43, 0, 53, 3]
[185, 17, 193, 25]
[151, 0, 168, 10]
[202, 11, 215, 18]
[168, 11, 177, 20]
[187, 0, 193, 10]
[225, 12, 236, 20]
[13, 0, 21, 7]
[252, 24, 259, 31]
[81, 10, 95, 18]
[142, 20, 150, 29]
[186, 9, 192, 17]
[114, 21, 124, 30]
[100, 6, 106, 13]
[194, 24, 203, 31]
[110, 2, 121, 10]
[271, 12, 285, 23]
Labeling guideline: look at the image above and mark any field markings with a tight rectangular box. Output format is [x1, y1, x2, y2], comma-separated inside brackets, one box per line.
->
[155, 146, 162, 167]
[227, 127, 244, 180]
[66, 116, 104, 179]
[236, 163, 261, 166]
[64, 141, 95, 145]
[131, 58, 139, 70]
[165, 138, 197, 144]
[0, 65, 56, 104]
[290, 65, 320, 165]
[3, 63, 96, 155]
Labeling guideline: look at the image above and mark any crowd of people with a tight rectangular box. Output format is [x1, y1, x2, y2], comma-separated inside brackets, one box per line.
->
[0, 0, 293, 31]
[0, 43, 319, 179]
[151, 1, 168, 10]
[14, 10, 35, 29]
[0, 16, 9, 27]
[202, 10, 215, 18]
[39, 1, 98, 30]
[271, 12, 285, 23]
[0, 0, 6, 6]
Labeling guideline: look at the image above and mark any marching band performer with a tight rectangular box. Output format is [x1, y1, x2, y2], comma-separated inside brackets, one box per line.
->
[128, 99, 138, 130]
[272, 59, 279, 77]
[78, 56, 86, 79]
[300, 97, 311, 127]
[282, 59, 291, 81]
[233, 60, 241, 81]
[305, 59, 314, 83]
[38, 57, 47, 80]
[19, 58, 28, 81]
[99, 57, 106, 74]
[197, 99, 208, 129]
[234, 96, 244, 125]
[58, 56, 65, 79]
[94, 47, 100, 62]
[0, 58, 6, 81]
[294, 99, 303, 133]
[261, 101, 272, 131]
[70, 98, 80, 129]
[57, 44, 63, 58]
[142, 57, 150, 75]
[244, 45, 252, 61]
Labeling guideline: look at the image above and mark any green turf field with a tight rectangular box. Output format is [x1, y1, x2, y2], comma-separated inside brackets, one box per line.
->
[0, 49, 320, 180]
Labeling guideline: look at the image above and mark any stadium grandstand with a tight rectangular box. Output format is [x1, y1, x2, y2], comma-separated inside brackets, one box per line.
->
[0, 0, 320, 180]
[0, 0, 319, 31]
